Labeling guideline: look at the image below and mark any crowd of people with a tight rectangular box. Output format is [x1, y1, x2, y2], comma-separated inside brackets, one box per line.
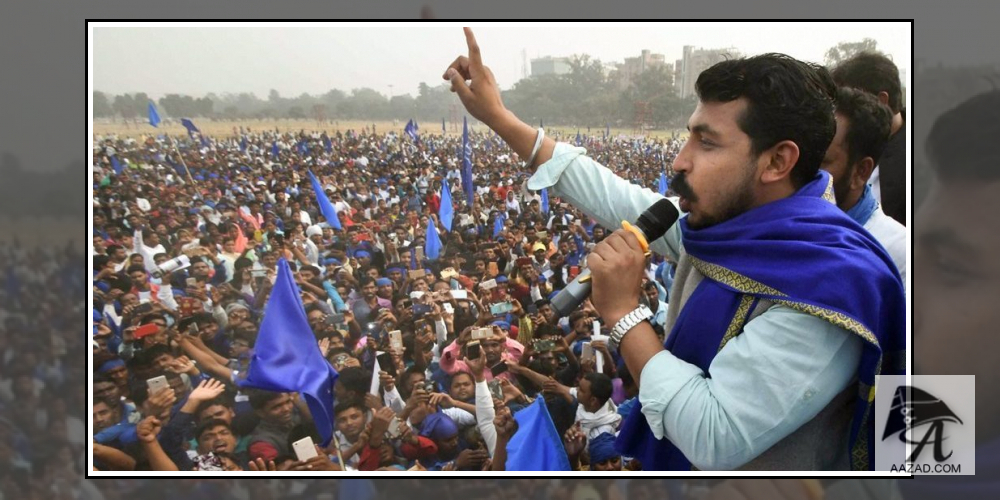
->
[90, 44, 909, 484]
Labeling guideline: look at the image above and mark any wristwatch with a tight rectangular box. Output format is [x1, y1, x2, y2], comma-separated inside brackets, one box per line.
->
[609, 305, 653, 350]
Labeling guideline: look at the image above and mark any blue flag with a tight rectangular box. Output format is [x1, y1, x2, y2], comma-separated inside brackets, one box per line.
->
[110, 155, 124, 175]
[239, 136, 247, 152]
[493, 213, 505, 238]
[298, 140, 308, 156]
[272, 141, 279, 158]
[238, 259, 339, 447]
[410, 246, 418, 270]
[540, 188, 549, 215]
[658, 171, 669, 195]
[148, 102, 161, 128]
[180, 118, 200, 136]
[576, 130, 582, 146]
[439, 178, 454, 232]
[505, 398, 571, 471]
[323, 135, 332, 153]
[404, 119, 419, 141]
[425, 222, 442, 261]
[442, 117, 446, 133]
[164, 155, 186, 177]
[308, 170, 342, 230]
[461, 117, 474, 205]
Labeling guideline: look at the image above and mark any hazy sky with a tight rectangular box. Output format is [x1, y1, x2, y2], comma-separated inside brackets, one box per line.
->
[93, 22, 911, 99]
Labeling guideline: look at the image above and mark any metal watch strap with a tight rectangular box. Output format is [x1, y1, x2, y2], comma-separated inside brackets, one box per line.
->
[609, 305, 653, 350]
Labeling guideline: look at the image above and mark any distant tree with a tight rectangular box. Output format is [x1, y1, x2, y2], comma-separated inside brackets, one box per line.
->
[287, 106, 306, 119]
[824, 38, 880, 67]
[94, 91, 112, 118]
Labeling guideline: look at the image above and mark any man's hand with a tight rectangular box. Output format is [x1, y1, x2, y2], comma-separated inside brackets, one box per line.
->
[465, 345, 487, 377]
[247, 457, 277, 472]
[443, 28, 506, 128]
[188, 378, 226, 403]
[429, 392, 455, 409]
[493, 405, 518, 441]
[454, 448, 490, 470]
[587, 229, 646, 325]
[563, 422, 586, 459]
[136, 416, 163, 444]
[143, 387, 177, 417]
[378, 370, 396, 392]
[364, 393, 384, 411]
[368, 407, 395, 441]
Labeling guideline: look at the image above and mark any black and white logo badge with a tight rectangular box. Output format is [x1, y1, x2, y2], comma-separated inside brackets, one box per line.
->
[875, 375, 975, 475]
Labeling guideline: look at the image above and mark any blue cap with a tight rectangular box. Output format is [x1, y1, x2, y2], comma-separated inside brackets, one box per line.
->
[322, 257, 342, 266]
[495, 275, 508, 284]
[386, 265, 406, 273]
[491, 320, 511, 331]
[93, 309, 103, 322]
[375, 278, 393, 287]
[354, 250, 371, 259]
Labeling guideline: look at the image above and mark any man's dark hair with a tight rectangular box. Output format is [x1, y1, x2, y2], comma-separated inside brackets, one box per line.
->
[195, 418, 232, 443]
[831, 52, 903, 114]
[94, 255, 111, 269]
[106, 244, 124, 255]
[247, 387, 284, 411]
[926, 89, 1000, 182]
[584, 372, 613, 407]
[197, 396, 234, 417]
[696, 53, 837, 189]
[126, 264, 147, 275]
[834, 87, 893, 167]
[337, 366, 369, 396]
[359, 276, 377, 288]
[334, 398, 367, 416]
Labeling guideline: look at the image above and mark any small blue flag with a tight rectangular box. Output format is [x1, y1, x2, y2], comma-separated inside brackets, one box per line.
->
[238, 259, 339, 447]
[148, 102, 161, 128]
[272, 141, 279, 158]
[180, 118, 200, 136]
[505, 398, 571, 471]
[323, 135, 332, 153]
[540, 188, 549, 215]
[110, 155, 124, 175]
[240, 136, 247, 152]
[425, 221, 442, 260]
[438, 178, 454, 232]
[410, 246, 418, 270]
[308, 170, 342, 230]
[461, 117, 474, 205]
[298, 140, 308, 156]
[404, 119, 419, 141]
[576, 130, 582, 146]
[658, 170, 669, 195]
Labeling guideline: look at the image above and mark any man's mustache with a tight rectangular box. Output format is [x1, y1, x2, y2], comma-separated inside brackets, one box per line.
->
[671, 173, 697, 202]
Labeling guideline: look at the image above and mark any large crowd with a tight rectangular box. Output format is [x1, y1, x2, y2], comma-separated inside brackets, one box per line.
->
[91, 119, 689, 474]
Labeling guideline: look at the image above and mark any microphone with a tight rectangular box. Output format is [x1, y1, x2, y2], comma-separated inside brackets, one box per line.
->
[550, 198, 679, 318]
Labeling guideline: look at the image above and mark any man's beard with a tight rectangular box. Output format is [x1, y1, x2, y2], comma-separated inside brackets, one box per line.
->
[673, 161, 757, 230]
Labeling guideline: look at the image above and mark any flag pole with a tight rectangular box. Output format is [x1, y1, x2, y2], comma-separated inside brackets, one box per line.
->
[166, 134, 197, 186]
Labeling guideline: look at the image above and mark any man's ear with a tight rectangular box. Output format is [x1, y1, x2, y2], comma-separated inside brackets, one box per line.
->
[853, 157, 876, 191]
[760, 140, 800, 185]
[878, 91, 891, 108]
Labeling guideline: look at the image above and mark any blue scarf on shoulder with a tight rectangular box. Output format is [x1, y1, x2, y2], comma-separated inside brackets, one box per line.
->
[616, 171, 905, 470]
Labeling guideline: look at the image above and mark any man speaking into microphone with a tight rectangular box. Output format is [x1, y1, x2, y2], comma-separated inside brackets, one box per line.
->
[444, 28, 904, 471]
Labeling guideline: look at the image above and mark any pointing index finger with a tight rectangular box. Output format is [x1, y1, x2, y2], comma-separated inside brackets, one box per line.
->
[464, 27, 482, 66]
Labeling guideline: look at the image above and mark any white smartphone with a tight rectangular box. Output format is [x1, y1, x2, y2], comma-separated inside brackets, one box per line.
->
[385, 418, 402, 439]
[146, 375, 169, 394]
[291, 436, 319, 462]
[443, 303, 454, 314]
[450, 289, 468, 300]
[388, 330, 403, 352]
[580, 342, 595, 363]
[480, 278, 497, 290]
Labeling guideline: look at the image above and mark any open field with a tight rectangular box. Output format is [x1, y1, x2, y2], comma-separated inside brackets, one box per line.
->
[92, 119, 689, 142]
[0, 216, 83, 249]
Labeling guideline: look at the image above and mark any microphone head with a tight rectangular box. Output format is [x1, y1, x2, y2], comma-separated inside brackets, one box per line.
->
[635, 198, 680, 242]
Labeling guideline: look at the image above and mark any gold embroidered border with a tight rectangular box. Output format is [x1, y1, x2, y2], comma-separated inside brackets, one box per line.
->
[772, 299, 880, 348]
[717, 295, 755, 352]
[822, 174, 837, 204]
[689, 256, 787, 298]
